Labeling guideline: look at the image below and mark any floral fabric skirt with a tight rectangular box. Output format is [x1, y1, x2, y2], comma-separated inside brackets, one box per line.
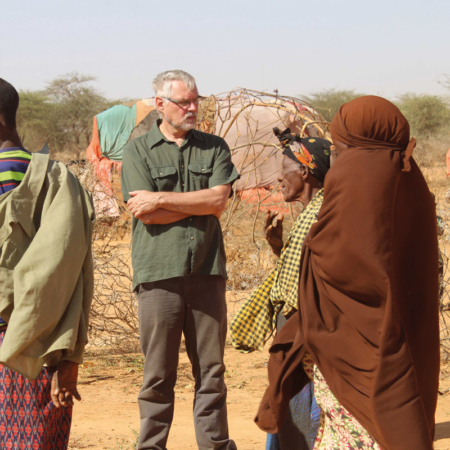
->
[0, 327, 73, 449]
[302, 353, 380, 450]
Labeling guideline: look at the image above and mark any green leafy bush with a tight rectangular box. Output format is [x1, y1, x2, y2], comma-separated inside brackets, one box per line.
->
[396, 93, 450, 138]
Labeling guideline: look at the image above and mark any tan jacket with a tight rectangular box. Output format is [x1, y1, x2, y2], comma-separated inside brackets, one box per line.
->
[0, 153, 95, 380]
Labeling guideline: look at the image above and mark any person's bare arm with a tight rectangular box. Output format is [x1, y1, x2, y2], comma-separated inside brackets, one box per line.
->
[128, 184, 231, 218]
[139, 209, 190, 225]
[265, 210, 284, 257]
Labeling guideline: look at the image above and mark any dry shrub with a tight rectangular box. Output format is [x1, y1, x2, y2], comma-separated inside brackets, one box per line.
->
[418, 132, 450, 363]
[68, 162, 139, 352]
[68, 91, 450, 364]
[226, 246, 274, 291]
[397, 93, 450, 139]
[439, 245, 450, 361]
[413, 133, 450, 171]
[89, 235, 139, 352]
[222, 194, 303, 293]
[70, 88, 327, 352]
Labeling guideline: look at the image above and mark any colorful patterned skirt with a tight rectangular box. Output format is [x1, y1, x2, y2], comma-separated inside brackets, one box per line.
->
[302, 353, 380, 450]
[0, 327, 73, 449]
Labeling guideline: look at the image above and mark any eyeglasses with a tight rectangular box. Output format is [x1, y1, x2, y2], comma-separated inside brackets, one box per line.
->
[162, 96, 203, 108]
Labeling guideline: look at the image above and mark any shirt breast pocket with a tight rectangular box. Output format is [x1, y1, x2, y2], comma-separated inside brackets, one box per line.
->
[188, 162, 213, 190]
[150, 166, 178, 192]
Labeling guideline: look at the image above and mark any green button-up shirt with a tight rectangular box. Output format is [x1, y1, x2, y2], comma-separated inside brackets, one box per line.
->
[121, 120, 240, 289]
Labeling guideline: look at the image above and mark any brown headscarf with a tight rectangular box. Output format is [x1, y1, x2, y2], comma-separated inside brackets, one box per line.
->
[256, 96, 440, 450]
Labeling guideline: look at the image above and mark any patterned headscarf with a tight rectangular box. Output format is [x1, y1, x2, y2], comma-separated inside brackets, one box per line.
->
[282, 137, 332, 183]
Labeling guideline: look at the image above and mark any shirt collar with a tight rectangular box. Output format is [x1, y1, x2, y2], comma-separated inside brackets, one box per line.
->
[147, 119, 205, 149]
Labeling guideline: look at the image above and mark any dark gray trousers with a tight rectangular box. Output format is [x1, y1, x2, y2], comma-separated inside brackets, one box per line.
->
[136, 275, 236, 450]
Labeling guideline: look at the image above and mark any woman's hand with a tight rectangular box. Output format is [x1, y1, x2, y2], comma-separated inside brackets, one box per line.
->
[265, 210, 284, 257]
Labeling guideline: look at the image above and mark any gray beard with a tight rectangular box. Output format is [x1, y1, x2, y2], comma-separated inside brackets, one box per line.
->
[165, 113, 197, 131]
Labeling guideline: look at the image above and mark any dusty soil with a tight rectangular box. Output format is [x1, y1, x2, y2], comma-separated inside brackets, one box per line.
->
[69, 292, 450, 450]
[436, 376, 450, 450]
[68, 345, 270, 450]
[69, 292, 271, 450]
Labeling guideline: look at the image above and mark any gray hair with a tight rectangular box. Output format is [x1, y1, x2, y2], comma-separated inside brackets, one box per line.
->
[152, 70, 197, 99]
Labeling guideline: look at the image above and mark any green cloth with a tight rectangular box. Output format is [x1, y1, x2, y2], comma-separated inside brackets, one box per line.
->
[97, 104, 137, 161]
[0, 153, 95, 380]
[0, 171, 26, 182]
[121, 120, 240, 289]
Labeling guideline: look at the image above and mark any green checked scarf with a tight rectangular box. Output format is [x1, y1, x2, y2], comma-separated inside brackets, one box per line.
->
[230, 190, 323, 353]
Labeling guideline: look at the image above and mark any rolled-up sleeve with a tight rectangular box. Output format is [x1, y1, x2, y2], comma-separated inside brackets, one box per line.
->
[209, 140, 240, 189]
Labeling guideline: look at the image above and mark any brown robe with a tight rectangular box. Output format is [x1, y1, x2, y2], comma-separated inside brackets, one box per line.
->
[256, 96, 440, 450]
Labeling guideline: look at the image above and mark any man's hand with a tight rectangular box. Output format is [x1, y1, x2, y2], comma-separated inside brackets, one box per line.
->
[128, 191, 161, 218]
[265, 210, 284, 257]
[51, 360, 81, 408]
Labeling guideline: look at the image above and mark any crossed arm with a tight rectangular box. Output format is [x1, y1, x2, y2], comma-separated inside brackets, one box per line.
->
[127, 184, 231, 225]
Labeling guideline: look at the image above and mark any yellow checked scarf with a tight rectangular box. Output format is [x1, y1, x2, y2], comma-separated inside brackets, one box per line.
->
[230, 190, 323, 353]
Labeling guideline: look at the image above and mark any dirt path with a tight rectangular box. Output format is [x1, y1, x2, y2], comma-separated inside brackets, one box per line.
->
[68, 346, 450, 450]
[68, 342, 269, 450]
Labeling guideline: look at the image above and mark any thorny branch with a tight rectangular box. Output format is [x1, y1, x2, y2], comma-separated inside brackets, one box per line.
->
[71, 88, 450, 364]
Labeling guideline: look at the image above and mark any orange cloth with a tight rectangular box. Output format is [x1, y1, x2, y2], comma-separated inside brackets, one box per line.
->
[86, 116, 122, 195]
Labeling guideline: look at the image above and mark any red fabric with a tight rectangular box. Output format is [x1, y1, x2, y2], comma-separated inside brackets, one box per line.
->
[0, 328, 72, 449]
[239, 188, 289, 213]
[85, 117, 101, 165]
[86, 117, 122, 194]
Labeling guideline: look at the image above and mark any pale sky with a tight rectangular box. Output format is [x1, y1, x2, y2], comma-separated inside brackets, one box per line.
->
[1, 0, 449, 101]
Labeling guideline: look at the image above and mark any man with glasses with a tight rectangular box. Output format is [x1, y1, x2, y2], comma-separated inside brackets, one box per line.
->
[121, 70, 239, 450]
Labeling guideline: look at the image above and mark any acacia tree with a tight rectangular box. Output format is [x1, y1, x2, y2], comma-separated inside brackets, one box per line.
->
[16, 90, 52, 151]
[44, 72, 119, 158]
[396, 93, 450, 138]
[16, 73, 121, 158]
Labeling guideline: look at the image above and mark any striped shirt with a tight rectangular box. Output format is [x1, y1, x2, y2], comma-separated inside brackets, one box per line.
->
[0, 147, 32, 195]
[0, 147, 31, 326]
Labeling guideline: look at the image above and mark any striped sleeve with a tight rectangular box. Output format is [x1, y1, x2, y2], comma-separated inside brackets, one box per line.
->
[0, 148, 32, 194]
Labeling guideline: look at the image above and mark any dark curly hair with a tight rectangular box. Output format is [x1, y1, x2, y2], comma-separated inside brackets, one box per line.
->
[0, 78, 19, 128]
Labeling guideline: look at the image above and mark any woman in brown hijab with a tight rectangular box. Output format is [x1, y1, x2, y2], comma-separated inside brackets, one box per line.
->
[255, 96, 440, 450]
